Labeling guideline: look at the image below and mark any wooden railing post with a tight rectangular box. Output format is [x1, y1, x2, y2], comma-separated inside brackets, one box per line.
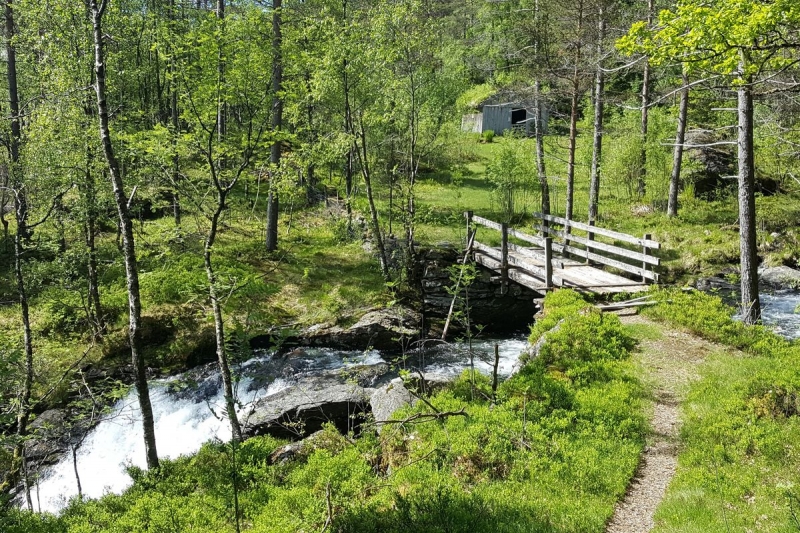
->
[544, 237, 553, 289]
[586, 220, 595, 265]
[500, 222, 509, 293]
[464, 211, 474, 252]
[642, 233, 651, 284]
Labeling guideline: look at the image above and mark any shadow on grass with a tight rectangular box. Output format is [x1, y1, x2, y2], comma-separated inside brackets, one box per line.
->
[334, 484, 555, 533]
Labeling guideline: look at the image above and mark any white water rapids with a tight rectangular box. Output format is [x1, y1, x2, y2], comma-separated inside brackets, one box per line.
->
[28, 290, 800, 515]
[28, 338, 527, 514]
[760, 291, 800, 340]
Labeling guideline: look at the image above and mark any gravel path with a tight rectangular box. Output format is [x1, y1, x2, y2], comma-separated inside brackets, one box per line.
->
[605, 313, 720, 533]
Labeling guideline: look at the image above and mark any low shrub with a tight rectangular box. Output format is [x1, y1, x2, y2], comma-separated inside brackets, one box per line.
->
[15, 293, 646, 533]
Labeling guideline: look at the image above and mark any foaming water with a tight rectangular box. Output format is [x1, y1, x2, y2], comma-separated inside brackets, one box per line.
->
[760, 291, 800, 339]
[30, 341, 524, 514]
[414, 338, 529, 378]
[30, 371, 289, 513]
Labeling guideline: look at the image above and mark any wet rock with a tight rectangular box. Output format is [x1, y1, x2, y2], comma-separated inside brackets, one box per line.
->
[242, 374, 374, 440]
[403, 371, 455, 396]
[370, 378, 416, 433]
[298, 307, 421, 351]
[695, 276, 738, 292]
[25, 410, 72, 464]
[761, 266, 800, 290]
[165, 364, 222, 404]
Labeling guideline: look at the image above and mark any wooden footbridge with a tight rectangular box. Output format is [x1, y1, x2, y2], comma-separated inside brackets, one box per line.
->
[465, 212, 660, 296]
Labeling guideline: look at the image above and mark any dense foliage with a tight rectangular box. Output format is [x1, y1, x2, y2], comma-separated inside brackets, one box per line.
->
[0, 291, 646, 532]
[642, 289, 800, 531]
[1, 0, 799, 529]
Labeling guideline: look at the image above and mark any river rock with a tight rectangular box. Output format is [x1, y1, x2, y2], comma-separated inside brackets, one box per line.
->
[695, 276, 739, 292]
[268, 430, 325, 465]
[24, 409, 73, 464]
[242, 373, 374, 440]
[402, 371, 456, 395]
[298, 306, 421, 351]
[370, 378, 416, 433]
[760, 266, 800, 290]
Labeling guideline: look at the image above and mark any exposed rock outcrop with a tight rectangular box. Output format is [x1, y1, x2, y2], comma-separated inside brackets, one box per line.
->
[242, 371, 380, 440]
[370, 378, 416, 433]
[298, 307, 422, 351]
[251, 306, 422, 353]
[24, 409, 72, 464]
[760, 266, 800, 290]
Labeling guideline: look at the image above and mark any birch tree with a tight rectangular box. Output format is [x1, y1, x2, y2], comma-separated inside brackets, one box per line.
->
[620, 0, 800, 323]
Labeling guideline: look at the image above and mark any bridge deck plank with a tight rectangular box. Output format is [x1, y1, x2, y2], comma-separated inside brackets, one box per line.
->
[474, 245, 649, 295]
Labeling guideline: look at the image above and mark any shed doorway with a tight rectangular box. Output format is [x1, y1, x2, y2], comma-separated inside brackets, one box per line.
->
[511, 108, 527, 126]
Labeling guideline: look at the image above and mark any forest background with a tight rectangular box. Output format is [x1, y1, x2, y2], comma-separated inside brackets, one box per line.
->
[1, 0, 800, 531]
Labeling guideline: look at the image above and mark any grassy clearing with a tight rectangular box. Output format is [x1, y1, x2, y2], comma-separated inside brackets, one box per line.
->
[3, 105, 799, 384]
[1, 290, 647, 533]
[644, 289, 800, 531]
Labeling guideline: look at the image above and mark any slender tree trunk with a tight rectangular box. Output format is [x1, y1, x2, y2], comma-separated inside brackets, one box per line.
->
[216, 0, 226, 139]
[0, 178, 8, 243]
[12, 222, 33, 510]
[90, 0, 159, 469]
[532, 0, 549, 219]
[737, 58, 760, 324]
[354, 114, 390, 279]
[71, 445, 82, 498]
[636, 0, 653, 199]
[342, 0, 353, 231]
[84, 166, 105, 335]
[170, 0, 181, 226]
[565, 0, 583, 222]
[265, 0, 282, 252]
[667, 70, 689, 217]
[204, 192, 243, 441]
[405, 67, 418, 265]
[588, 5, 605, 224]
[534, 79, 549, 218]
[637, 61, 650, 198]
[344, 65, 354, 231]
[304, 70, 317, 205]
[6, 0, 26, 236]
[3, 0, 32, 505]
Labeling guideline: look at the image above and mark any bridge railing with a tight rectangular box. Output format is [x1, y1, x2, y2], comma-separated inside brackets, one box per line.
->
[466, 211, 557, 289]
[531, 213, 660, 283]
[464, 211, 660, 291]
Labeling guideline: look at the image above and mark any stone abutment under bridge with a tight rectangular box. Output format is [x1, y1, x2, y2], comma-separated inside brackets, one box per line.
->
[415, 244, 540, 336]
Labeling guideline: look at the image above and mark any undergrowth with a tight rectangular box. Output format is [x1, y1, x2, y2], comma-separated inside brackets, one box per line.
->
[1, 290, 646, 533]
[645, 288, 800, 531]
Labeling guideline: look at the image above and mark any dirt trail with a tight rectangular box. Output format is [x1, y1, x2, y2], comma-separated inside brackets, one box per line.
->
[605, 313, 721, 533]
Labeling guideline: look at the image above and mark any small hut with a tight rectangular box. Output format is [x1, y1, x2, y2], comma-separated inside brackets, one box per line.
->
[461, 98, 547, 137]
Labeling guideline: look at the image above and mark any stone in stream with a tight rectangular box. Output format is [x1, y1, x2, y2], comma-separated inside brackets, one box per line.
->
[298, 307, 422, 351]
[241, 369, 388, 440]
[369, 378, 416, 434]
[24, 409, 72, 464]
[760, 266, 800, 290]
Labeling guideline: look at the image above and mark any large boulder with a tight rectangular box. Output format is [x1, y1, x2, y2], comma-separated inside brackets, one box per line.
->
[297, 307, 421, 351]
[241, 371, 377, 440]
[760, 266, 800, 290]
[369, 378, 416, 433]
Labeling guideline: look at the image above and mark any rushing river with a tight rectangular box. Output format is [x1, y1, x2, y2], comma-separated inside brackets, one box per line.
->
[760, 291, 800, 340]
[29, 338, 527, 514]
[28, 291, 800, 514]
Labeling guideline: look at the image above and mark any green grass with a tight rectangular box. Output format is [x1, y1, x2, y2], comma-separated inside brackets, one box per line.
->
[2, 290, 647, 533]
[644, 289, 800, 531]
